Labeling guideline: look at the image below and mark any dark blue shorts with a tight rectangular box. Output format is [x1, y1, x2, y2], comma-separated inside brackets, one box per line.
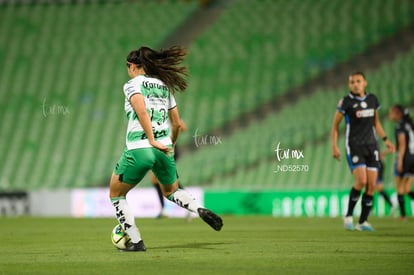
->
[346, 144, 380, 172]
[394, 155, 414, 178]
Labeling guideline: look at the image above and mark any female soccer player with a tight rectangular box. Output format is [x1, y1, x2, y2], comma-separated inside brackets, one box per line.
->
[331, 72, 394, 231]
[109, 46, 223, 252]
[389, 104, 414, 220]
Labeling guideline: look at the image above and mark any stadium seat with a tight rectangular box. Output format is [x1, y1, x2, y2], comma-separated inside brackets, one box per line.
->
[177, 47, 414, 190]
[0, 1, 197, 189]
[1, 0, 414, 191]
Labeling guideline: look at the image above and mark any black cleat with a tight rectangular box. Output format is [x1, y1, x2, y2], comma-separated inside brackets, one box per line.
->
[119, 240, 147, 252]
[197, 208, 223, 231]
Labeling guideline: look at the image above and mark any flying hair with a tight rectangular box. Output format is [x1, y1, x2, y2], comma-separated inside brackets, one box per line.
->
[126, 46, 188, 93]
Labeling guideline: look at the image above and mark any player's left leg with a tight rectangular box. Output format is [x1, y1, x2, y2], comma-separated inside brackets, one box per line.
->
[376, 182, 393, 208]
[151, 148, 202, 213]
[153, 148, 223, 231]
[150, 172, 166, 218]
[160, 180, 201, 213]
[160, 180, 223, 231]
[356, 168, 376, 231]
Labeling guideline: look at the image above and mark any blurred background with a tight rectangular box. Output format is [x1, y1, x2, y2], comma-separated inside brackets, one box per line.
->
[1, 0, 413, 217]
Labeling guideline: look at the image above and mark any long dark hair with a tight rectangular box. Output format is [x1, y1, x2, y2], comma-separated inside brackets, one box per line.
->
[393, 104, 414, 129]
[126, 46, 188, 93]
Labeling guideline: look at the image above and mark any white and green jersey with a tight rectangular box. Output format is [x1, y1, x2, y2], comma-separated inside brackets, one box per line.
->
[123, 74, 176, 150]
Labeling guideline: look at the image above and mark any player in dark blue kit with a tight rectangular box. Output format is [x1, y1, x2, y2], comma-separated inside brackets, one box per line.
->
[389, 104, 414, 220]
[331, 72, 394, 231]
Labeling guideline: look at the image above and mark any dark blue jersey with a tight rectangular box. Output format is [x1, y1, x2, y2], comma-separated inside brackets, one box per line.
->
[395, 119, 414, 158]
[337, 92, 380, 147]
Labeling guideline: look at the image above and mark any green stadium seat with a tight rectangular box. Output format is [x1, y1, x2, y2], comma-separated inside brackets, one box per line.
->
[178, 47, 414, 190]
[2, 0, 414, 191]
[0, 1, 198, 190]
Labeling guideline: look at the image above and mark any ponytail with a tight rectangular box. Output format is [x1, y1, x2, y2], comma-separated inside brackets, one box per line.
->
[126, 46, 188, 93]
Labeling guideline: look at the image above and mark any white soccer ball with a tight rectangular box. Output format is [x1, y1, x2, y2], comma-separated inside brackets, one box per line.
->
[111, 224, 131, 249]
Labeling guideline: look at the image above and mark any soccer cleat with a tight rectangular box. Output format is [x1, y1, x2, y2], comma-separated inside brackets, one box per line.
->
[343, 216, 354, 231]
[355, 221, 375, 232]
[119, 240, 147, 252]
[197, 208, 223, 231]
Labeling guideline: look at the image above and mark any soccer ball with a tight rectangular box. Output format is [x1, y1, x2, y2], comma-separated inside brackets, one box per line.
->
[111, 224, 131, 249]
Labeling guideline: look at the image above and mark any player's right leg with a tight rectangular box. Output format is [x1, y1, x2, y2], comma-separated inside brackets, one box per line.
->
[110, 173, 146, 252]
[343, 166, 366, 230]
[355, 168, 376, 231]
[109, 148, 155, 251]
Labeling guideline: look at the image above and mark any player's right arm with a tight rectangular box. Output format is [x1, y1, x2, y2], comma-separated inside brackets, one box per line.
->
[331, 110, 343, 161]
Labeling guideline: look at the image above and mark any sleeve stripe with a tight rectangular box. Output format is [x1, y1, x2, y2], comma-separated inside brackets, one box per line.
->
[336, 107, 345, 114]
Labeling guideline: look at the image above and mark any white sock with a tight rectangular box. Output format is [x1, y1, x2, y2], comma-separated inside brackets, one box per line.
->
[167, 189, 203, 213]
[111, 197, 141, 243]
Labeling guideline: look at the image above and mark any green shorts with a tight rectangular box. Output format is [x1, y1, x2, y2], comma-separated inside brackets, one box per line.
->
[114, 147, 177, 185]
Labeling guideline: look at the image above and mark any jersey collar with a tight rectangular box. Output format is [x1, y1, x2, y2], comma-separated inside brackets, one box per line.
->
[349, 91, 368, 101]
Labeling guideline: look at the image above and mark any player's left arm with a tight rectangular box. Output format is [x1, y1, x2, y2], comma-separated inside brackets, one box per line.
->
[374, 110, 395, 152]
[168, 106, 181, 146]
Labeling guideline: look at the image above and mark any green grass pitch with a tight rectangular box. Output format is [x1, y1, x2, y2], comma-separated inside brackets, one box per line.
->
[0, 216, 413, 274]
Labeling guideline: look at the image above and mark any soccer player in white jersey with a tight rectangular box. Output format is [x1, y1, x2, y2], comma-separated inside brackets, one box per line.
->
[331, 72, 394, 231]
[109, 46, 223, 252]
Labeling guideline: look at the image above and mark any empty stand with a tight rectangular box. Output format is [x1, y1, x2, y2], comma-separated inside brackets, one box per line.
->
[1, 0, 413, 191]
[177, 48, 414, 190]
[0, 1, 197, 190]
[177, 0, 414, 145]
